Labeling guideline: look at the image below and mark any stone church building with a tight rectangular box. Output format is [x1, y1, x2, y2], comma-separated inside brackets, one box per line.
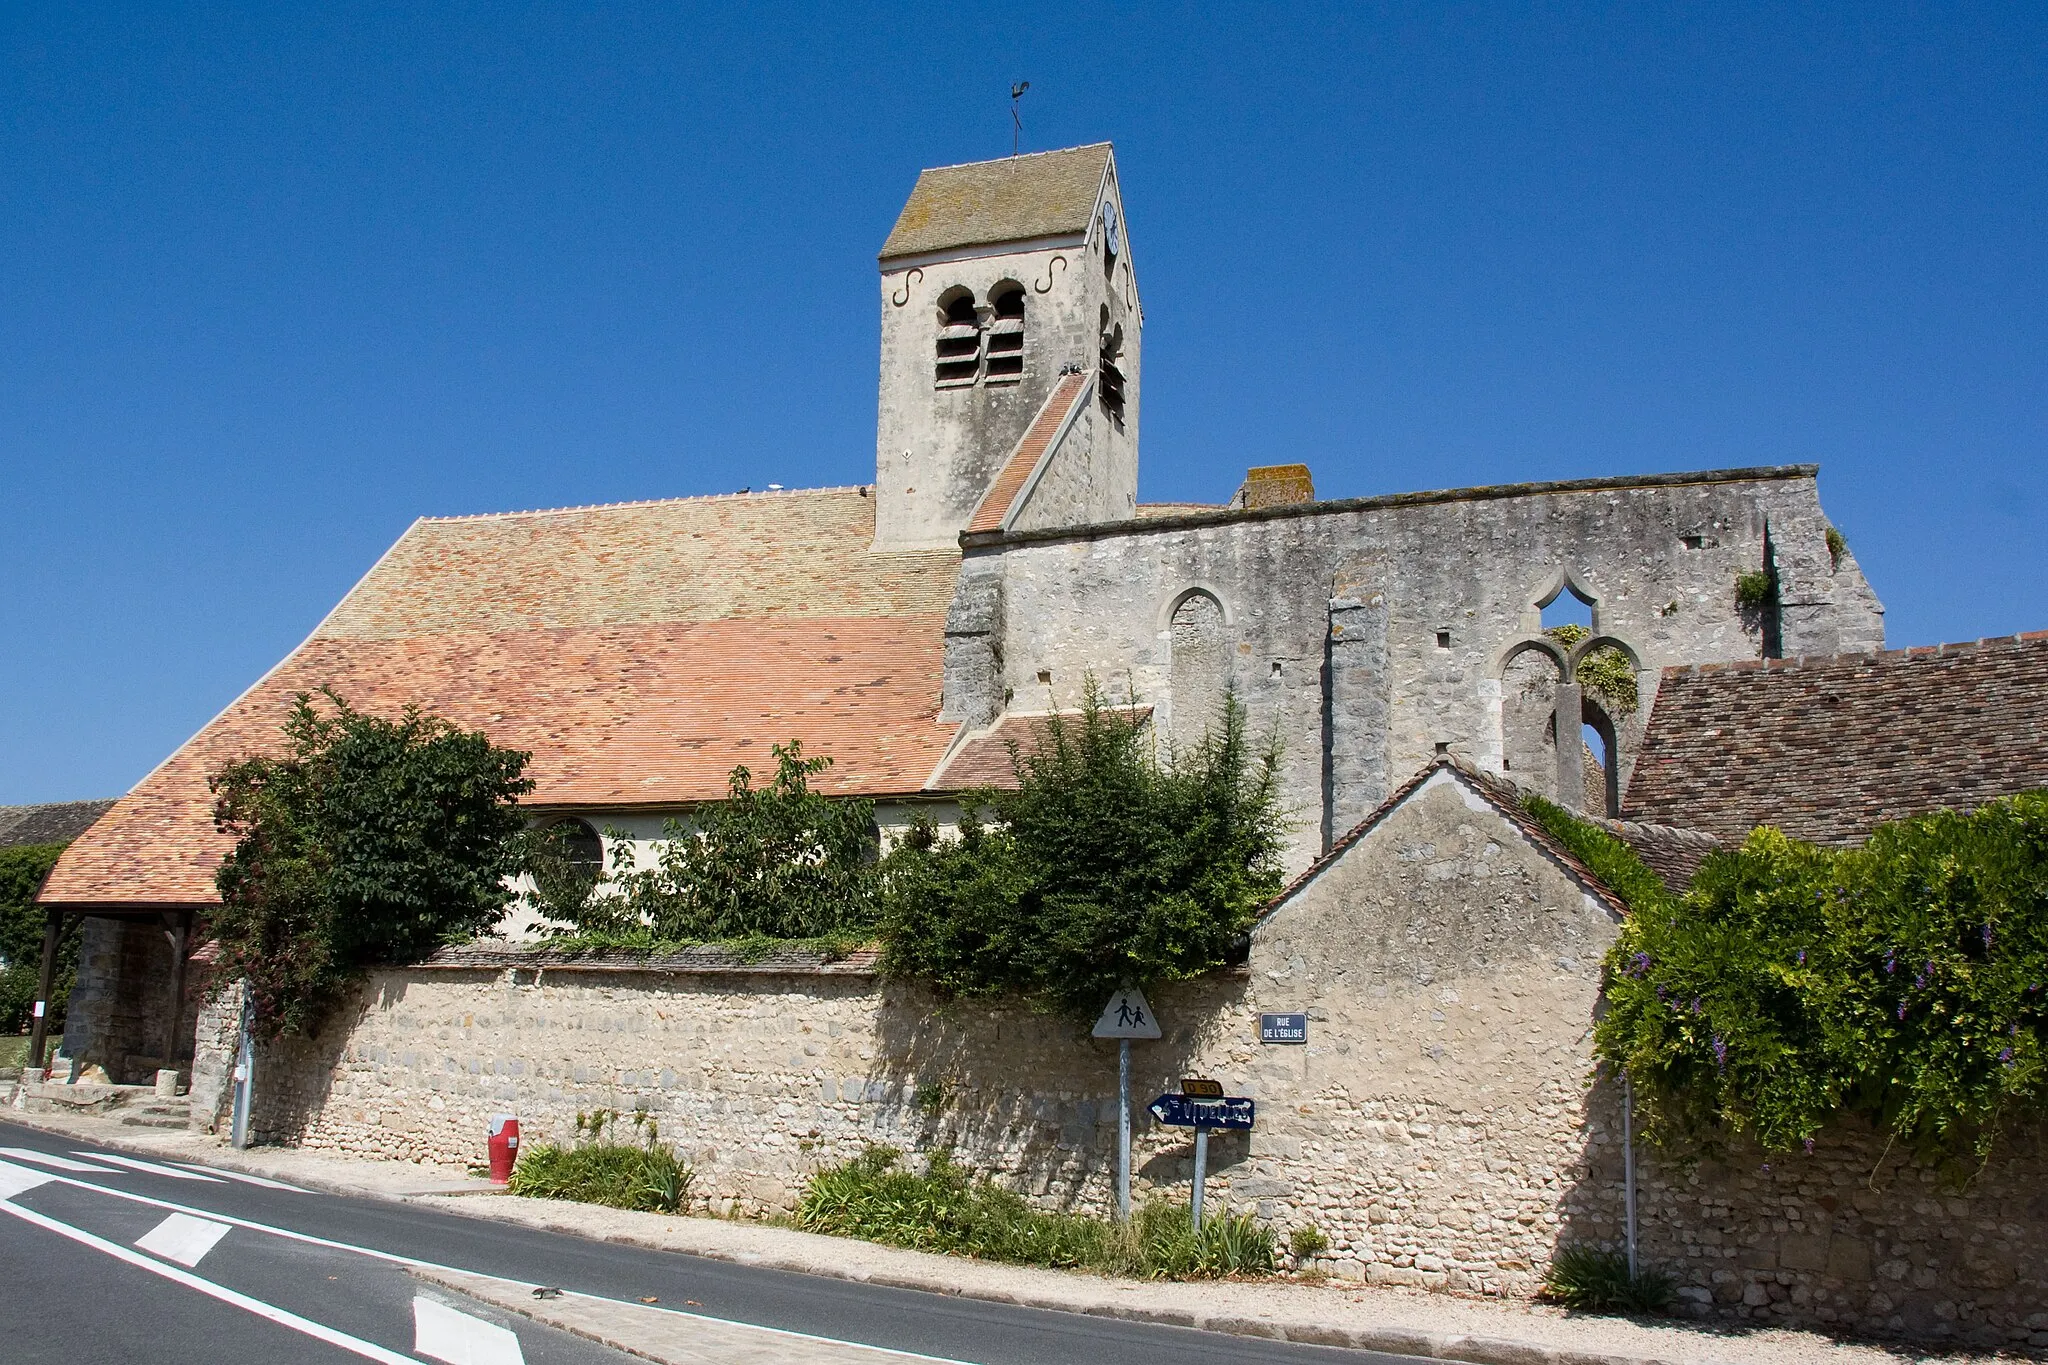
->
[39, 143, 2048, 1344]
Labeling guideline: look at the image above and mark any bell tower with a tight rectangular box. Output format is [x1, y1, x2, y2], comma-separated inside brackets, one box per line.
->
[873, 143, 1142, 550]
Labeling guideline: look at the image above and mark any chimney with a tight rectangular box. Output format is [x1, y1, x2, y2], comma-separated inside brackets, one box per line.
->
[1230, 464, 1315, 511]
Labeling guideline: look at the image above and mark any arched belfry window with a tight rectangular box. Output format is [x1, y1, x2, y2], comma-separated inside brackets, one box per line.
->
[1099, 305, 1126, 422]
[985, 284, 1025, 382]
[935, 289, 981, 386]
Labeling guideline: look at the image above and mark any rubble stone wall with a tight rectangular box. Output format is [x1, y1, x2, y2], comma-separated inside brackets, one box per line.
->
[209, 773, 2048, 1349]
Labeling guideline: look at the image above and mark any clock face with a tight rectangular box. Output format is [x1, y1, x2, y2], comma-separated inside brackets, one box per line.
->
[1101, 200, 1121, 258]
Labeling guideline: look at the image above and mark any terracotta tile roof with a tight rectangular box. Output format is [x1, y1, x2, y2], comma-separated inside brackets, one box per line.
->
[965, 371, 1091, 534]
[0, 800, 116, 850]
[1263, 759, 1633, 923]
[42, 487, 963, 909]
[880, 144, 1112, 260]
[926, 706, 1153, 791]
[1624, 633, 2048, 846]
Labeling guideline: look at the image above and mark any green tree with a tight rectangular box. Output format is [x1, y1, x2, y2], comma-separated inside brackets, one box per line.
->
[0, 844, 75, 1034]
[881, 683, 1287, 1018]
[210, 688, 533, 1038]
[583, 741, 882, 942]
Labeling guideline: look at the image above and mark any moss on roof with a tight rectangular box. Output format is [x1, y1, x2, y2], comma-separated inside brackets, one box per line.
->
[880, 144, 1112, 261]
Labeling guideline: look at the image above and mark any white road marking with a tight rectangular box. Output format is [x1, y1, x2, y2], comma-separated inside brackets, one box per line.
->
[0, 1146, 118, 1173]
[0, 1198, 417, 1364]
[168, 1161, 309, 1192]
[74, 1150, 227, 1182]
[0, 1159, 55, 1200]
[413, 1296, 526, 1365]
[11, 1165, 979, 1365]
[135, 1211, 232, 1267]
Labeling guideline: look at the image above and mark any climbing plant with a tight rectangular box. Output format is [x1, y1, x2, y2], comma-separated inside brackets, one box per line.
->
[210, 688, 533, 1038]
[1544, 624, 1638, 717]
[1536, 791, 2048, 1165]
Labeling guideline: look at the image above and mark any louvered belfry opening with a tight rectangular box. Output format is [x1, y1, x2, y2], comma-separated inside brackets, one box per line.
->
[935, 290, 981, 386]
[985, 284, 1025, 381]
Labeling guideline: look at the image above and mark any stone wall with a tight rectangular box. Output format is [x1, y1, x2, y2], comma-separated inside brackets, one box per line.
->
[203, 769, 2048, 1349]
[957, 466, 1886, 872]
[64, 916, 201, 1084]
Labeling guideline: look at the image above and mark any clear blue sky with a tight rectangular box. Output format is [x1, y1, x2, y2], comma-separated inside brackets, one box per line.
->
[3, 4, 2043, 803]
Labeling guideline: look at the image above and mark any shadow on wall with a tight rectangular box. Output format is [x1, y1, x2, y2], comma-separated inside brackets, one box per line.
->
[247, 984, 386, 1146]
[1558, 1085, 2048, 1347]
[863, 975, 1248, 1209]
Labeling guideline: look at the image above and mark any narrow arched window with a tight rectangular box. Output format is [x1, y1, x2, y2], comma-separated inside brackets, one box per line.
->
[985, 284, 1025, 382]
[1169, 590, 1228, 748]
[1098, 307, 1126, 422]
[935, 290, 981, 386]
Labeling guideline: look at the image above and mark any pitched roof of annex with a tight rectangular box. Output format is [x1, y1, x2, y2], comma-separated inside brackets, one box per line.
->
[41, 486, 963, 910]
[0, 800, 116, 851]
[1624, 632, 2048, 846]
[880, 144, 1113, 262]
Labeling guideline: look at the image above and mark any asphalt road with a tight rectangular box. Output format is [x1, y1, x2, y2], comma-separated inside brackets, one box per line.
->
[0, 1119, 1425, 1365]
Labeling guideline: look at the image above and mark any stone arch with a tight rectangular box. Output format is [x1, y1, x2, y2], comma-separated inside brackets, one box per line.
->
[1156, 583, 1236, 634]
[1521, 567, 1608, 634]
[1491, 633, 1569, 681]
[1167, 589, 1230, 748]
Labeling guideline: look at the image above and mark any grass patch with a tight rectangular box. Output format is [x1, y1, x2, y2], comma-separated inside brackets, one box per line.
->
[1541, 1245, 1673, 1314]
[795, 1144, 1275, 1279]
[508, 1110, 693, 1214]
[0, 1034, 58, 1072]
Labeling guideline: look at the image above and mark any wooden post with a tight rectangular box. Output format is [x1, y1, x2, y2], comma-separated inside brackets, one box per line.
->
[26, 909, 64, 1072]
[162, 910, 194, 1065]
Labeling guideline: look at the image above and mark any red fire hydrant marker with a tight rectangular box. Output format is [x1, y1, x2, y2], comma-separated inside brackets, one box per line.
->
[487, 1115, 520, 1184]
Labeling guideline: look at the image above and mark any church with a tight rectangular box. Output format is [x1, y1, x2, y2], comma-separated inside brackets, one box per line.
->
[39, 140, 1893, 1067]
[36, 146, 2048, 1339]
[40, 141, 1885, 927]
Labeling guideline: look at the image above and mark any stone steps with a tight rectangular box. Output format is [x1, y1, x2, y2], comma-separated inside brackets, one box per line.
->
[120, 1101, 192, 1130]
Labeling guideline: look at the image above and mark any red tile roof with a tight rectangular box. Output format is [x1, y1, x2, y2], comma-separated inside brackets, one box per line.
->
[1624, 633, 2048, 845]
[42, 487, 963, 909]
[965, 371, 1091, 534]
[927, 706, 1152, 791]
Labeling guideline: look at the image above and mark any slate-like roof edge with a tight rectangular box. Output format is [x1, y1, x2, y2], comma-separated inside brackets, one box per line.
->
[963, 465, 1820, 551]
[1260, 758, 1634, 923]
[1657, 630, 2048, 679]
[416, 484, 873, 526]
[0, 800, 119, 850]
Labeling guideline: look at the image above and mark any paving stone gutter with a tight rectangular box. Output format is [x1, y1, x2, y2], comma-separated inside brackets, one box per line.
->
[1, 1105, 2016, 1365]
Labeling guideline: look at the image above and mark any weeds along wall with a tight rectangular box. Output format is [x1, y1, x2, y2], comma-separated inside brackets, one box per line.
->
[190, 770, 2048, 1349]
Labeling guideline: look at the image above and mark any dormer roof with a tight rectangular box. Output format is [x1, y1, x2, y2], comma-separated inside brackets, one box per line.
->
[880, 143, 1113, 262]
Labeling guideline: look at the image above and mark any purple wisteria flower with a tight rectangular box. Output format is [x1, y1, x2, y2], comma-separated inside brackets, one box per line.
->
[1984, 924, 1995, 950]
[1999, 1048, 2014, 1065]
[1803, 1138, 1815, 1155]
[1711, 1036, 1728, 1070]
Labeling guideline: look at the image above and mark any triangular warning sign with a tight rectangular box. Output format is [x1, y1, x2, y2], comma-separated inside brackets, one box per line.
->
[1092, 986, 1162, 1039]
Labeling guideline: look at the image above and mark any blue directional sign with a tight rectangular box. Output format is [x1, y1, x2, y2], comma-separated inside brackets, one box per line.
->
[1148, 1094, 1255, 1130]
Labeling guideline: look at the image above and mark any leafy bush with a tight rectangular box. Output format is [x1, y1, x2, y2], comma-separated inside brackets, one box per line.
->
[0, 844, 77, 1034]
[1734, 569, 1775, 614]
[509, 1110, 693, 1213]
[795, 1144, 1274, 1278]
[1825, 526, 1849, 570]
[1583, 792, 2048, 1162]
[210, 688, 533, 1038]
[1542, 1245, 1672, 1314]
[562, 742, 883, 943]
[881, 684, 1286, 1019]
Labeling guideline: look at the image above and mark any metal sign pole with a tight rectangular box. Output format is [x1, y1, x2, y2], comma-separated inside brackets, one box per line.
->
[1623, 1075, 1638, 1276]
[1117, 1038, 1131, 1219]
[230, 986, 254, 1150]
[1192, 1124, 1208, 1225]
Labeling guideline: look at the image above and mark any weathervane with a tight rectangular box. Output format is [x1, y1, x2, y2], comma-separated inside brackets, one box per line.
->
[1011, 81, 1030, 156]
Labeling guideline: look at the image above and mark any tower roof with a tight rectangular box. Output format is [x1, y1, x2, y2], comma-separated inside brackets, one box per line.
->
[880, 143, 1113, 262]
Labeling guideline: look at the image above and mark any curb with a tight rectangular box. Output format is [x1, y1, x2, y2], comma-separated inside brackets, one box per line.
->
[0, 1109, 1681, 1365]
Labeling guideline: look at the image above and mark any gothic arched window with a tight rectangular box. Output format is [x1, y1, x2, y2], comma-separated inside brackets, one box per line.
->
[935, 289, 981, 386]
[1169, 589, 1228, 748]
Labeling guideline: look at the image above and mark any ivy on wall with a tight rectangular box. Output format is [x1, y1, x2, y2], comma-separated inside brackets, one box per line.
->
[1527, 792, 2048, 1164]
[0, 844, 75, 1034]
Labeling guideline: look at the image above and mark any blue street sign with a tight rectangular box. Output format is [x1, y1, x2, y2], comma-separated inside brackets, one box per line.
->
[1147, 1094, 1255, 1130]
[1259, 1012, 1307, 1044]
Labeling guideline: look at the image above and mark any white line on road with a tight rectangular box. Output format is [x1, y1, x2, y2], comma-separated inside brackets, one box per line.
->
[413, 1295, 526, 1365]
[135, 1211, 233, 1267]
[0, 1160, 54, 1200]
[75, 1150, 227, 1181]
[0, 1197, 418, 1364]
[168, 1161, 309, 1192]
[0, 1146, 120, 1173]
